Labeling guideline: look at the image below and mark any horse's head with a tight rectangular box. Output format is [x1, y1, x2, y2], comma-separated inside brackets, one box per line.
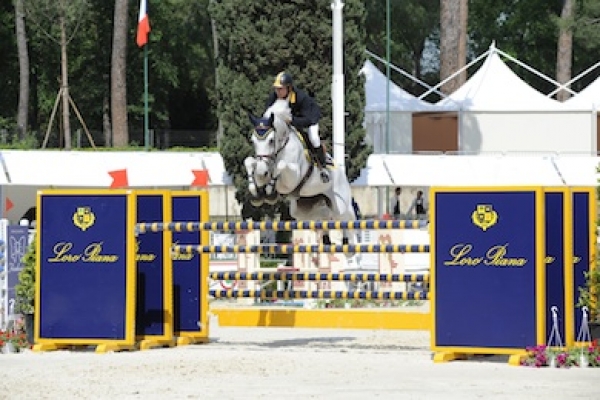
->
[247, 101, 292, 186]
[247, 112, 275, 186]
[252, 99, 292, 155]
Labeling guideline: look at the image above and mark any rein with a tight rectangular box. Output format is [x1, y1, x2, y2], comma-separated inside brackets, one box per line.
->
[253, 124, 314, 195]
[290, 162, 313, 196]
[253, 128, 289, 162]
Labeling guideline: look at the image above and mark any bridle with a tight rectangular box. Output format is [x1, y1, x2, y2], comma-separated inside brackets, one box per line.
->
[253, 124, 290, 172]
[251, 122, 314, 196]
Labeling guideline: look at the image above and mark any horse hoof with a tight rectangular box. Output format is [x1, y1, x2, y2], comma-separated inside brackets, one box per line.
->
[322, 234, 332, 245]
[249, 184, 258, 197]
[342, 237, 349, 245]
[264, 194, 279, 205]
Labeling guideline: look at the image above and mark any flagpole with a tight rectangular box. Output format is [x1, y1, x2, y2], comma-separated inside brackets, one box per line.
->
[143, 44, 149, 150]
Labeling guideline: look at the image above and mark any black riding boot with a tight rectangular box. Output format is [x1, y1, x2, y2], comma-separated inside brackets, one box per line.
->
[314, 144, 330, 183]
[315, 144, 334, 166]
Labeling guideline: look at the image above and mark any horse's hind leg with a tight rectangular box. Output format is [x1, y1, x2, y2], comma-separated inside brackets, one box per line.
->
[342, 223, 358, 246]
[340, 203, 358, 248]
[342, 230, 350, 245]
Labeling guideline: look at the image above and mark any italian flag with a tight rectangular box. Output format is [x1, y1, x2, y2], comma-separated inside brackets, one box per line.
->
[136, 0, 150, 48]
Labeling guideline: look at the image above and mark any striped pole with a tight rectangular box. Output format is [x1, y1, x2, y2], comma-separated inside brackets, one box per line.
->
[137, 219, 428, 233]
[209, 290, 429, 300]
[209, 272, 429, 283]
[173, 244, 430, 254]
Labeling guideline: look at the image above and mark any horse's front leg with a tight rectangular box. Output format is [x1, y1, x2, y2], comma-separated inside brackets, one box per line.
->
[244, 156, 266, 207]
[263, 176, 280, 205]
[244, 156, 259, 196]
[274, 160, 301, 195]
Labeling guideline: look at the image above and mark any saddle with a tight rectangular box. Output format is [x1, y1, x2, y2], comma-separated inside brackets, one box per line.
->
[294, 129, 333, 170]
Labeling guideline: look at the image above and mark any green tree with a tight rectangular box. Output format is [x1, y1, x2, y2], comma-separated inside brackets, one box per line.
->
[0, 1, 18, 133]
[15, 0, 30, 139]
[556, 0, 575, 101]
[210, 0, 370, 217]
[15, 238, 36, 315]
[571, 0, 600, 90]
[574, 0, 600, 47]
[111, 0, 129, 147]
[365, 0, 440, 96]
[440, 0, 467, 94]
[24, 0, 91, 149]
[468, 0, 561, 94]
[127, 0, 217, 140]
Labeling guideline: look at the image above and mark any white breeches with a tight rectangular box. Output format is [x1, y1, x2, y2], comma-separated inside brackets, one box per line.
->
[308, 124, 320, 148]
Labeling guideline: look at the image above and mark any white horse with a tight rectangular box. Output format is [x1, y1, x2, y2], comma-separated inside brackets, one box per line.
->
[244, 100, 356, 246]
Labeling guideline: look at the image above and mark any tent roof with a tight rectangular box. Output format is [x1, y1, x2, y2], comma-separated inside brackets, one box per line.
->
[363, 154, 599, 187]
[351, 154, 393, 186]
[0, 150, 232, 187]
[565, 75, 600, 109]
[437, 51, 567, 111]
[1, 150, 594, 189]
[382, 154, 566, 186]
[0, 154, 11, 185]
[551, 156, 600, 186]
[361, 60, 446, 112]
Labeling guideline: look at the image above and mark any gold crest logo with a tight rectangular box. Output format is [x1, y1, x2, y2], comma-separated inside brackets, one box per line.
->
[73, 207, 95, 231]
[471, 204, 498, 231]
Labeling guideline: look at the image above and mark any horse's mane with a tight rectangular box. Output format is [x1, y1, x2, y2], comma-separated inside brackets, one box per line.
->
[264, 99, 292, 133]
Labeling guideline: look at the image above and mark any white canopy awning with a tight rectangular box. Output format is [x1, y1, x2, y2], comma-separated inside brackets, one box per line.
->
[382, 154, 566, 187]
[0, 150, 231, 187]
[551, 156, 600, 186]
[437, 51, 566, 111]
[565, 75, 600, 109]
[361, 60, 446, 112]
[352, 154, 393, 186]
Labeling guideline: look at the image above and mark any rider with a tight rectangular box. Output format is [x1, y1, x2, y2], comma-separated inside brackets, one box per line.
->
[264, 71, 332, 182]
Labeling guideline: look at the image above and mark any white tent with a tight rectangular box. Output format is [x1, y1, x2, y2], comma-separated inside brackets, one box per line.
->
[351, 154, 393, 186]
[0, 150, 233, 224]
[363, 60, 437, 113]
[354, 153, 598, 219]
[551, 155, 600, 186]
[0, 150, 232, 187]
[361, 60, 451, 153]
[565, 74, 600, 109]
[436, 48, 594, 154]
[382, 154, 566, 187]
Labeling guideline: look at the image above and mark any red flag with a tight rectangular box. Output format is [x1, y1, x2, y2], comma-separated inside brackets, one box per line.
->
[109, 169, 129, 188]
[191, 170, 209, 187]
[5, 197, 13, 212]
[136, 0, 151, 47]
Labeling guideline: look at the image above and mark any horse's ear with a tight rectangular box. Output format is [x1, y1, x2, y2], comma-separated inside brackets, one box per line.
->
[268, 112, 274, 127]
[246, 109, 257, 126]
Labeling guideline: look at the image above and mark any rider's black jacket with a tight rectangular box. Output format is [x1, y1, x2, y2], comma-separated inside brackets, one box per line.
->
[265, 87, 321, 130]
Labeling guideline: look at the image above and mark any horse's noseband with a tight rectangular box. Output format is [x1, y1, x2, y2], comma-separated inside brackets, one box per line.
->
[253, 128, 276, 161]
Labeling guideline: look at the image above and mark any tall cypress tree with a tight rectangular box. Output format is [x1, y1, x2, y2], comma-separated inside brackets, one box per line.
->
[210, 0, 370, 218]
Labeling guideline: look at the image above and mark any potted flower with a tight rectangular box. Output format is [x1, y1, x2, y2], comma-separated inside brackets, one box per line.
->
[14, 238, 36, 345]
[577, 264, 600, 340]
[521, 342, 600, 368]
[0, 328, 29, 353]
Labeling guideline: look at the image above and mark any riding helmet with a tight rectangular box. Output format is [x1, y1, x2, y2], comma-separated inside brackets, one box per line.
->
[273, 72, 293, 88]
